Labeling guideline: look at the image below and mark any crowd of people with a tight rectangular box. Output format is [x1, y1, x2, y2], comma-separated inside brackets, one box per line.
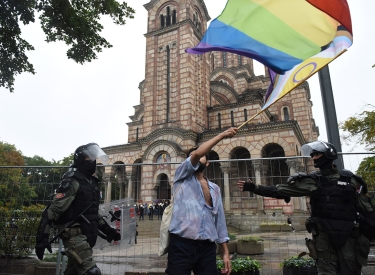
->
[135, 200, 170, 221]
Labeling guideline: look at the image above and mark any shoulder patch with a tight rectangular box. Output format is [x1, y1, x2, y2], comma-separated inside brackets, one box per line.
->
[55, 193, 65, 199]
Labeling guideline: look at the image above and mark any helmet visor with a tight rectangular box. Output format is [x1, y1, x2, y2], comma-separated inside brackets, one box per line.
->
[82, 143, 109, 165]
[301, 141, 329, 157]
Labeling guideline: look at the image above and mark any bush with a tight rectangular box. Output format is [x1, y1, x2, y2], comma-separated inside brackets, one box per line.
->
[280, 254, 316, 268]
[217, 256, 261, 272]
[0, 204, 44, 258]
[42, 251, 58, 262]
[238, 236, 263, 243]
[228, 232, 237, 241]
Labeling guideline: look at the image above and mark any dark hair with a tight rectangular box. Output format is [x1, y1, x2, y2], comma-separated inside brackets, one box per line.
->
[186, 147, 209, 160]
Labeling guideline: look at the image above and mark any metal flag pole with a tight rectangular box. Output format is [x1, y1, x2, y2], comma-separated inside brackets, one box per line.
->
[318, 65, 345, 170]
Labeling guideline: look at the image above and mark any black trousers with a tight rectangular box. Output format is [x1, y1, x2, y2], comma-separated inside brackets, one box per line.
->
[165, 233, 217, 275]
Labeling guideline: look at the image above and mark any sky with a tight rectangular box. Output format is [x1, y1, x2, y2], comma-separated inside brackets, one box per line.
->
[0, 0, 374, 165]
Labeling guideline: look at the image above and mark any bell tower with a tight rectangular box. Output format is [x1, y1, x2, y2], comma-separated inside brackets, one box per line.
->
[131, 0, 211, 141]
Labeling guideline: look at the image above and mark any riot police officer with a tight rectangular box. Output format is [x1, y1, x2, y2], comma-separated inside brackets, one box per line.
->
[35, 143, 120, 275]
[237, 141, 373, 275]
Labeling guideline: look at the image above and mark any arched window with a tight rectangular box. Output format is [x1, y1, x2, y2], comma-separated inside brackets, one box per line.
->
[223, 52, 227, 67]
[211, 55, 215, 71]
[231, 111, 234, 126]
[172, 10, 177, 24]
[283, 107, 290, 121]
[160, 14, 165, 28]
[244, 109, 248, 121]
[166, 6, 171, 26]
[166, 45, 171, 122]
[218, 113, 221, 130]
[193, 11, 201, 32]
[136, 127, 139, 142]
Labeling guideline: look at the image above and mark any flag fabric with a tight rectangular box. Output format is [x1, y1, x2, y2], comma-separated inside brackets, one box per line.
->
[186, 0, 353, 123]
[186, 0, 346, 74]
[263, 25, 353, 110]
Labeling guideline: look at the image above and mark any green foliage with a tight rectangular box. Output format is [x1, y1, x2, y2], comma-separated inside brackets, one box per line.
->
[1, 0, 135, 92]
[54, 153, 74, 167]
[238, 236, 263, 243]
[356, 156, 375, 191]
[0, 141, 37, 208]
[228, 232, 237, 241]
[340, 107, 375, 151]
[0, 204, 45, 258]
[24, 155, 53, 166]
[217, 256, 261, 272]
[280, 255, 316, 268]
[42, 251, 58, 262]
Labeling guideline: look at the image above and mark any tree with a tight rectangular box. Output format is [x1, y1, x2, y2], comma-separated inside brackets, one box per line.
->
[356, 156, 375, 192]
[1, 0, 135, 92]
[54, 153, 74, 166]
[340, 105, 375, 151]
[24, 155, 53, 166]
[0, 141, 37, 208]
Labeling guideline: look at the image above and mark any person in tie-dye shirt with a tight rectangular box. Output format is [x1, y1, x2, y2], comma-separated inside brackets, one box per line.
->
[165, 127, 238, 275]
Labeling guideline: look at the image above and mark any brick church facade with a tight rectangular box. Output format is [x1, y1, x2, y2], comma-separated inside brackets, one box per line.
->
[101, 0, 319, 216]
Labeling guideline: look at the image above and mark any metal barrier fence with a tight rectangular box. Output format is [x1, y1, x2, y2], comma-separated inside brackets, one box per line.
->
[1, 153, 374, 275]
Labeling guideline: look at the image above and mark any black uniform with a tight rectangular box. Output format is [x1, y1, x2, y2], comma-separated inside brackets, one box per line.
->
[35, 143, 120, 275]
[241, 141, 374, 275]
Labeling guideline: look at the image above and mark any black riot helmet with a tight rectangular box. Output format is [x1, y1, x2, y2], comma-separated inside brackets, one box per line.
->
[301, 141, 337, 168]
[71, 143, 108, 168]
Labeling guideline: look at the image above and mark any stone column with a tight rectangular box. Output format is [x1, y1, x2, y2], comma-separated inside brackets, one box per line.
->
[127, 173, 133, 199]
[103, 175, 112, 203]
[295, 159, 307, 211]
[286, 159, 299, 211]
[118, 181, 123, 200]
[252, 160, 264, 210]
[220, 163, 231, 212]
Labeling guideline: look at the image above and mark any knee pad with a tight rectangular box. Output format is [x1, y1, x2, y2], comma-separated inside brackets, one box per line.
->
[86, 265, 101, 275]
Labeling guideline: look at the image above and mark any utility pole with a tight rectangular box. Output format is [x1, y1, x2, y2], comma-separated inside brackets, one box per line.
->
[318, 65, 344, 170]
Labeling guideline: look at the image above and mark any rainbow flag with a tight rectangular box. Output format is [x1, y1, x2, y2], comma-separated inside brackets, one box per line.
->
[186, 0, 352, 74]
[263, 25, 353, 110]
[187, 0, 352, 121]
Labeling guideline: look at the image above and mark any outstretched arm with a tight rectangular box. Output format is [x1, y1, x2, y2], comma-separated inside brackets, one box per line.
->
[237, 179, 291, 203]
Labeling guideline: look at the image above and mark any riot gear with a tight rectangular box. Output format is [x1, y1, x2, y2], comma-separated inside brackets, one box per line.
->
[301, 141, 337, 168]
[72, 143, 108, 168]
[86, 266, 101, 275]
[35, 143, 115, 275]
[35, 208, 52, 260]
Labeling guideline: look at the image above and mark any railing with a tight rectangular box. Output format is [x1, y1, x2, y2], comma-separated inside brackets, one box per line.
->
[1, 153, 374, 274]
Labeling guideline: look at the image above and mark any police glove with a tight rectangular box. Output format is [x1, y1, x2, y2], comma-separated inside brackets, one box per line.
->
[106, 228, 121, 243]
[243, 181, 256, 192]
[284, 197, 291, 204]
[35, 237, 52, 260]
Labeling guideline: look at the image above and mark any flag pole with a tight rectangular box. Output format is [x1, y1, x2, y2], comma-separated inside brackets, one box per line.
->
[238, 111, 263, 130]
[318, 65, 344, 170]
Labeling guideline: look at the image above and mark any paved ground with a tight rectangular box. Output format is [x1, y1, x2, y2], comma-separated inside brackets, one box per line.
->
[92, 226, 375, 275]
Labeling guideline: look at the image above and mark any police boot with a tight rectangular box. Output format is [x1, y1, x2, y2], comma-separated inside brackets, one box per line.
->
[86, 265, 101, 275]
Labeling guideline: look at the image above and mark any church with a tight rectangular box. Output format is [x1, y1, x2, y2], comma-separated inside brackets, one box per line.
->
[101, 0, 319, 217]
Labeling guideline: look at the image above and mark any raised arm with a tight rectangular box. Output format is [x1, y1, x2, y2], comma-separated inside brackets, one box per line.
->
[190, 128, 238, 166]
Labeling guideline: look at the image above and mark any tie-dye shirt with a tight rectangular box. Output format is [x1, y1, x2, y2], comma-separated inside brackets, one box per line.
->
[169, 157, 229, 243]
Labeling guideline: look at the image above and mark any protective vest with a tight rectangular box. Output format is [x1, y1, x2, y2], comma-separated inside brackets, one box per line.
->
[310, 169, 357, 248]
[55, 171, 101, 247]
